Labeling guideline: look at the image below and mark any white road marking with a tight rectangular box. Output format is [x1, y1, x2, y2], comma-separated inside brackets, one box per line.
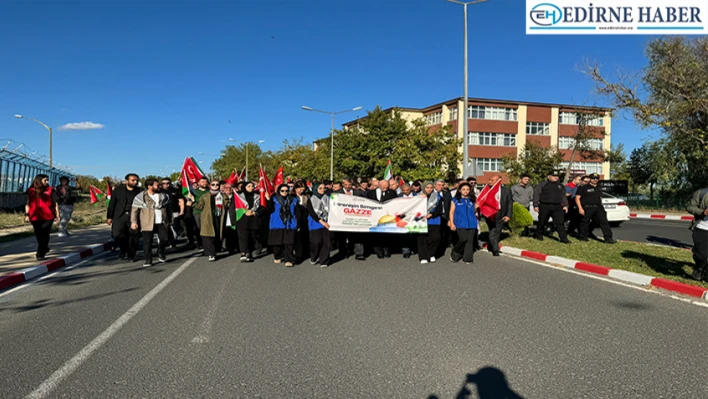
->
[24, 256, 198, 399]
[191, 266, 235, 344]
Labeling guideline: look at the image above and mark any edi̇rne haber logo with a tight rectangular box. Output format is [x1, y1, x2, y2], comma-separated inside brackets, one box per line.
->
[526, 0, 708, 34]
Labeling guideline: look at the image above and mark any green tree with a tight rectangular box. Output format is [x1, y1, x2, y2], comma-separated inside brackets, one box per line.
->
[502, 141, 564, 185]
[211, 142, 275, 182]
[584, 36, 708, 191]
[605, 143, 630, 181]
[562, 109, 607, 183]
[76, 175, 100, 193]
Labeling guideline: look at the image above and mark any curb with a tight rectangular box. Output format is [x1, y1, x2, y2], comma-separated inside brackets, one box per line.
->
[0, 241, 113, 292]
[482, 243, 708, 300]
[630, 213, 693, 221]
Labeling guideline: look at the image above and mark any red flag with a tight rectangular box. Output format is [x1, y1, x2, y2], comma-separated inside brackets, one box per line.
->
[226, 171, 239, 186]
[258, 165, 269, 207]
[262, 165, 274, 196]
[180, 157, 206, 196]
[237, 166, 247, 181]
[477, 180, 502, 219]
[306, 180, 312, 189]
[272, 166, 284, 188]
[105, 183, 112, 207]
[89, 185, 104, 205]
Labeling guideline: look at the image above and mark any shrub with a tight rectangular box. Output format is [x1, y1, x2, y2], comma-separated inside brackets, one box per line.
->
[509, 203, 534, 236]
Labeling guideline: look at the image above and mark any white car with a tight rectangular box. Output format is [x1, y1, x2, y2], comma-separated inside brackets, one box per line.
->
[528, 193, 631, 227]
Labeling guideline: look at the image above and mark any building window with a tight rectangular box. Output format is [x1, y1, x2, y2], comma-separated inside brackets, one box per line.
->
[468, 132, 516, 147]
[424, 111, 442, 125]
[467, 106, 517, 121]
[473, 158, 505, 172]
[526, 122, 550, 135]
[558, 137, 604, 150]
[559, 112, 604, 126]
[560, 162, 603, 175]
[449, 108, 458, 121]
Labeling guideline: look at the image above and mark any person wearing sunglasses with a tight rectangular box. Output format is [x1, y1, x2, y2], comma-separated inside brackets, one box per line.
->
[307, 183, 332, 267]
[193, 180, 228, 261]
[267, 183, 299, 267]
[236, 181, 264, 262]
[160, 177, 185, 249]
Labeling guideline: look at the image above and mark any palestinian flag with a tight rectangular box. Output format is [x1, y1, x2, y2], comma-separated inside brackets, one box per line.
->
[234, 193, 248, 222]
[89, 185, 105, 205]
[397, 176, 405, 186]
[105, 183, 112, 207]
[383, 159, 393, 180]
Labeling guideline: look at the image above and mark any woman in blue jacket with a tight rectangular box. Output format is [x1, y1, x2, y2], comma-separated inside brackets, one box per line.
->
[449, 182, 479, 264]
[416, 182, 444, 264]
[267, 183, 299, 267]
[306, 183, 332, 268]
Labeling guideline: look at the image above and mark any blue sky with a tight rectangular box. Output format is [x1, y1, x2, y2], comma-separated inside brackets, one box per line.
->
[0, 0, 663, 179]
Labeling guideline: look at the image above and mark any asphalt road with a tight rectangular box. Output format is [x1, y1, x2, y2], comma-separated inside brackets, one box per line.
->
[1, 246, 708, 399]
[612, 219, 693, 248]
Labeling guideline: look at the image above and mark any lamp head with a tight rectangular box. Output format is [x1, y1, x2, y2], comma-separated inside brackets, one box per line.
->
[301, 106, 313, 111]
[352, 107, 363, 111]
[14, 114, 22, 119]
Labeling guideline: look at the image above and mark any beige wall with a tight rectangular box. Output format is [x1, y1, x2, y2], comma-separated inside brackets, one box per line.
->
[516, 105, 527, 157]
[550, 107, 559, 149]
[602, 112, 612, 177]
[399, 110, 424, 128]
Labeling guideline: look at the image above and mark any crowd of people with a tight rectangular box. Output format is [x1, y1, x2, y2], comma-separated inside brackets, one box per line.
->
[21, 170, 708, 282]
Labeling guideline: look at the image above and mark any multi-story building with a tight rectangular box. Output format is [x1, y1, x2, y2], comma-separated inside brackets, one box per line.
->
[341, 97, 611, 183]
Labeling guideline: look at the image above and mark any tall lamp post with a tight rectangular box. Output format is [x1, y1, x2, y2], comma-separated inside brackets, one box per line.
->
[301, 105, 362, 180]
[14, 114, 53, 167]
[229, 139, 265, 181]
[446, 0, 487, 177]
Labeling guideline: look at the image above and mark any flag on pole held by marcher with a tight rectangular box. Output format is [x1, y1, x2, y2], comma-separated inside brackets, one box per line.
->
[257, 165, 270, 207]
[306, 180, 312, 190]
[233, 193, 248, 222]
[226, 170, 239, 186]
[272, 166, 284, 188]
[476, 179, 502, 219]
[105, 183, 112, 207]
[89, 185, 105, 205]
[383, 159, 393, 181]
[180, 157, 206, 196]
[237, 166, 247, 181]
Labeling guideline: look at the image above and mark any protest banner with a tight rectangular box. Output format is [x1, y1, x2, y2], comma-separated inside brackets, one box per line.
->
[328, 194, 428, 234]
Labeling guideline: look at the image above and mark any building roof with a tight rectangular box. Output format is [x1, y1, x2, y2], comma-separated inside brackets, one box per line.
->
[342, 96, 612, 127]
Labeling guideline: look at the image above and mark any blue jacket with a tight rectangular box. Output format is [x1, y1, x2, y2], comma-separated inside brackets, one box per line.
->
[268, 196, 298, 230]
[452, 197, 478, 229]
[427, 194, 443, 226]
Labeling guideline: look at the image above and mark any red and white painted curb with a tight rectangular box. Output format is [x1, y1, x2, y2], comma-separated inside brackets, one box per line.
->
[483, 243, 708, 300]
[630, 213, 693, 221]
[0, 241, 113, 292]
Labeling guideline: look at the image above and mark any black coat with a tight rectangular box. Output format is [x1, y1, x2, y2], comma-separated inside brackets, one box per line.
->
[436, 190, 453, 220]
[107, 185, 143, 219]
[366, 189, 398, 203]
[499, 186, 513, 220]
[335, 188, 364, 197]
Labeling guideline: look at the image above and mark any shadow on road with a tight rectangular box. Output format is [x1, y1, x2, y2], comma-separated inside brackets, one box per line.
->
[645, 235, 693, 250]
[428, 367, 524, 399]
[621, 250, 695, 280]
[0, 287, 138, 313]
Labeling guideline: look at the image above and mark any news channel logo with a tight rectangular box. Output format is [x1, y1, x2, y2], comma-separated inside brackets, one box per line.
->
[529, 3, 563, 26]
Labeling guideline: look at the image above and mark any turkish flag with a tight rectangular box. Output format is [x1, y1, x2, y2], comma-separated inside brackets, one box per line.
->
[226, 171, 239, 186]
[272, 166, 284, 188]
[258, 165, 269, 207]
[477, 179, 502, 219]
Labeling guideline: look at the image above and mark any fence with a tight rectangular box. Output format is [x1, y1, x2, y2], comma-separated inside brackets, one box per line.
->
[0, 139, 75, 193]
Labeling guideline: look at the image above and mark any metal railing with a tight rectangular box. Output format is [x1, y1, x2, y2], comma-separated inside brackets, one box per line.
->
[0, 139, 75, 193]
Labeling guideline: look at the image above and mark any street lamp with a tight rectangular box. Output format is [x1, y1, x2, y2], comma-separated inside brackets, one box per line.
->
[229, 138, 265, 180]
[446, 0, 487, 177]
[301, 105, 363, 180]
[15, 114, 53, 167]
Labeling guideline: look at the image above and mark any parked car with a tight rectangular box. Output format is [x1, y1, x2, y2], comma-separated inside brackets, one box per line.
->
[527, 193, 631, 227]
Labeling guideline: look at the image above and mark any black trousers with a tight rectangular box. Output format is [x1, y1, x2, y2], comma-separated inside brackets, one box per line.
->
[373, 233, 391, 258]
[309, 228, 331, 265]
[273, 244, 295, 263]
[436, 220, 451, 257]
[184, 213, 198, 245]
[580, 205, 613, 240]
[223, 226, 239, 254]
[167, 214, 182, 246]
[193, 212, 204, 247]
[142, 225, 168, 262]
[486, 216, 505, 253]
[31, 220, 53, 257]
[353, 233, 366, 257]
[112, 213, 140, 257]
[692, 228, 708, 270]
[202, 237, 221, 257]
[536, 204, 568, 241]
[238, 228, 259, 256]
[451, 228, 477, 263]
[417, 225, 441, 261]
[335, 232, 353, 256]
[567, 206, 581, 235]
[294, 226, 309, 261]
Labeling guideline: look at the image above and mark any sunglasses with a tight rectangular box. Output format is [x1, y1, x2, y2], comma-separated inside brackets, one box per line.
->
[210, 184, 220, 187]
[161, 182, 170, 185]
[279, 189, 288, 193]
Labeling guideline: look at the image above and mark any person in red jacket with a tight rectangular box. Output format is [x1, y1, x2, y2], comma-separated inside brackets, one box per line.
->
[25, 174, 60, 260]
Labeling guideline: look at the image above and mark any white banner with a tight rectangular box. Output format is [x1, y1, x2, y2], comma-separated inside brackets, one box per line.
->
[526, 0, 708, 35]
[328, 194, 428, 234]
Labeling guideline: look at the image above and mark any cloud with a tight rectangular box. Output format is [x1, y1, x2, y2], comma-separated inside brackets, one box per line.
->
[58, 121, 105, 131]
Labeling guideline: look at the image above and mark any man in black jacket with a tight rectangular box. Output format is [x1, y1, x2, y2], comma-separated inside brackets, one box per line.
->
[533, 170, 570, 243]
[483, 175, 513, 256]
[334, 178, 363, 258]
[434, 180, 453, 257]
[366, 179, 398, 259]
[107, 173, 143, 260]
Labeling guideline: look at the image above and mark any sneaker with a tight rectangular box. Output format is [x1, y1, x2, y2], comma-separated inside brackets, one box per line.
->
[285, 262, 294, 267]
[274, 259, 282, 264]
[430, 257, 436, 263]
[420, 260, 428, 264]
[208, 256, 216, 262]
[36, 255, 46, 261]
[240, 256, 248, 262]
[142, 262, 152, 267]
[450, 255, 456, 263]
[64, 231, 71, 236]
[605, 238, 617, 244]
[465, 261, 474, 265]
[320, 263, 329, 268]
[158, 257, 167, 263]
[57, 233, 67, 238]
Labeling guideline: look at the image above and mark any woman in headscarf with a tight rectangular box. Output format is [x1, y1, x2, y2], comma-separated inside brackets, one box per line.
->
[449, 182, 479, 264]
[236, 181, 264, 262]
[192, 179, 226, 261]
[416, 182, 443, 264]
[267, 183, 299, 267]
[306, 182, 332, 267]
[293, 180, 310, 263]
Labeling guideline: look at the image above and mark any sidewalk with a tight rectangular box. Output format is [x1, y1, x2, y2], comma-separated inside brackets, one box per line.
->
[0, 225, 113, 276]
